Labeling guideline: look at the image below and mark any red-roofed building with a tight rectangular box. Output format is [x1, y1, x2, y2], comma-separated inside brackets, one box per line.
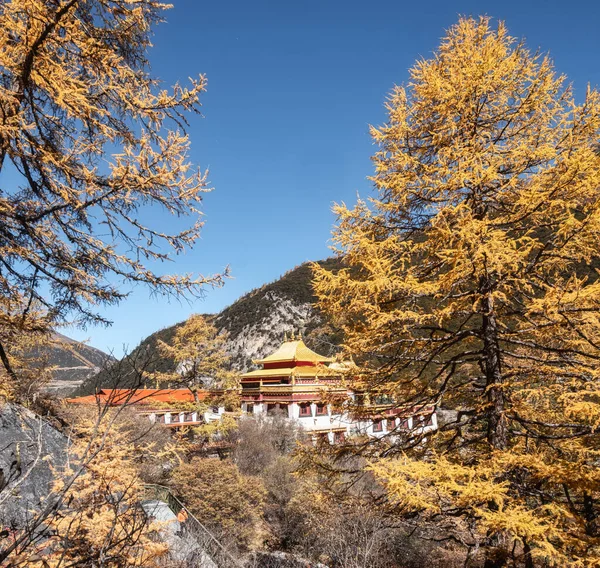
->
[67, 337, 437, 441]
[66, 388, 223, 428]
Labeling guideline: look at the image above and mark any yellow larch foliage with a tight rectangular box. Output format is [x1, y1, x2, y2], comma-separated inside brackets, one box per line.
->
[0, 0, 227, 390]
[0, 293, 55, 402]
[157, 314, 239, 407]
[314, 17, 600, 567]
[6, 407, 176, 567]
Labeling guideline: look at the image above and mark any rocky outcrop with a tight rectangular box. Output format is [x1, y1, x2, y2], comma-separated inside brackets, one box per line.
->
[213, 258, 344, 371]
[0, 403, 69, 528]
[218, 291, 320, 371]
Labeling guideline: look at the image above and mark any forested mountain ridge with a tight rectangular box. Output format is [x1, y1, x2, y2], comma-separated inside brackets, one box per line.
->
[75, 258, 344, 395]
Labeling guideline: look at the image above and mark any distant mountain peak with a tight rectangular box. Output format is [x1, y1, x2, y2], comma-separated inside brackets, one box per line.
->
[43, 334, 114, 395]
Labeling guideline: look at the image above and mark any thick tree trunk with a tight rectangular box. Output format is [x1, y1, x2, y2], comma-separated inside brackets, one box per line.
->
[482, 291, 506, 450]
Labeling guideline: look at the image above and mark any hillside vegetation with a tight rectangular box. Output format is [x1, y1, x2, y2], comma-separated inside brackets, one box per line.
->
[77, 258, 344, 394]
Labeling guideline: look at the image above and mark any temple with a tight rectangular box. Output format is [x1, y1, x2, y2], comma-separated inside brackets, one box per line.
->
[240, 334, 437, 444]
[66, 388, 225, 429]
[67, 336, 437, 443]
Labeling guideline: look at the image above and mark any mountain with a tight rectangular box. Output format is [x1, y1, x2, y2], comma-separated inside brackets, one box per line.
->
[214, 257, 344, 370]
[77, 258, 344, 394]
[42, 333, 114, 395]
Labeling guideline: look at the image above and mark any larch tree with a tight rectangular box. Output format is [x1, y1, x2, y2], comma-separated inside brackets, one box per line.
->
[3, 405, 176, 567]
[0, 1, 223, 565]
[0, 0, 226, 393]
[157, 314, 238, 401]
[313, 17, 600, 567]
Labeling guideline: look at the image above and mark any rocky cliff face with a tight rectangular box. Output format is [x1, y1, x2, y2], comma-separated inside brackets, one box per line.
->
[0, 403, 69, 528]
[218, 291, 315, 370]
[214, 258, 343, 370]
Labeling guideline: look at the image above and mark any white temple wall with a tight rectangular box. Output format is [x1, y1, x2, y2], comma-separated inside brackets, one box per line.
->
[240, 400, 437, 441]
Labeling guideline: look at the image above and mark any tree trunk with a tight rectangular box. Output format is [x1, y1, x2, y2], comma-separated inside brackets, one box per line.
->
[482, 290, 506, 450]
[481, 286, 508, 568]
[0, 341, 18, 383]
[584, 492, 598, 537]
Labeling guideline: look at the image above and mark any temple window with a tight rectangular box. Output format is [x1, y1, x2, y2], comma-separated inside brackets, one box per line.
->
[246, 404, 254, 414]
[316, 404, 327, 416]
[373, 420, 383, 432]
[386, 418, 396, 431]
[267, 404, 277, 415]
[299, 404, 312, 417]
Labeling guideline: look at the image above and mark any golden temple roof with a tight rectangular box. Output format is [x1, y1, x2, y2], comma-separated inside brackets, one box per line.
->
[241, 365, 340, 379]
[253, 338, 334, 365]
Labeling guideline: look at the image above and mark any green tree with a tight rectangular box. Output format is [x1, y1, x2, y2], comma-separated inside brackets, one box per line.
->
[314, 17, 600, 567]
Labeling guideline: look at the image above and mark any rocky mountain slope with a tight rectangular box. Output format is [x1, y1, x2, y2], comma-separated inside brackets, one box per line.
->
[42, 333, 113, 395]
[214, 257, 343, 370]
[77, 258, 344, 394]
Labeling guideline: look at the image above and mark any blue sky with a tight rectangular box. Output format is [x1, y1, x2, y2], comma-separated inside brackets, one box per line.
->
[67, 0, 600, 356]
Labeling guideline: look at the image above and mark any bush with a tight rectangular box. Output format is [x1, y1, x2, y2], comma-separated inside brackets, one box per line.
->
[170, 457, 266, 550]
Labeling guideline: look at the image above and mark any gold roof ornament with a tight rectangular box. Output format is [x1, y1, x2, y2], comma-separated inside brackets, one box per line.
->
[241, 365, 339, 379]
[253, 337, 334, 365]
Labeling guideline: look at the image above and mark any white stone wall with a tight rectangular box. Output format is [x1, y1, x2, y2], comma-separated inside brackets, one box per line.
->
[240, 400, 438, 442]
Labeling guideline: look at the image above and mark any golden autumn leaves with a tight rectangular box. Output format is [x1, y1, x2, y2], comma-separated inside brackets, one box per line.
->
[0, 0, 224, 565]
[314, 16, 600, 567]
[0, 0, 226, 343]
[1, 2, 599, 566]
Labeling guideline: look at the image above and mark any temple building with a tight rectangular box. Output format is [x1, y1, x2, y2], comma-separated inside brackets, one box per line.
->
[67, 337, 437, 443]
[66, 388, 225, 429]
[240, 334, 438, 444]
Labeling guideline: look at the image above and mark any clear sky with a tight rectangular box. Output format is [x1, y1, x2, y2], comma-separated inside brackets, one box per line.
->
[67, 0, 600, 356]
